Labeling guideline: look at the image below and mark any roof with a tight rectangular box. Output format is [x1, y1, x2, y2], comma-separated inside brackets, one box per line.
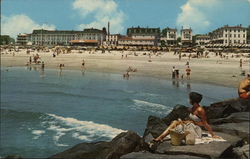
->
[162, 27, 177, 31]
[82, 28, 106, 34]
[32, 29, 83, 34]
[119, 37, 154, 41]
[127, 27, 160, 35]
[69, 40, 98, 43]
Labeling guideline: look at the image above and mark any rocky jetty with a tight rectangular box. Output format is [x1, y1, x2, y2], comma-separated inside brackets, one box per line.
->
[4, 98, 249, 159]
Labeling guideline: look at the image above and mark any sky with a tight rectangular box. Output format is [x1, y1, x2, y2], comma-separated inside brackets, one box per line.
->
[1, 0, 250, 39]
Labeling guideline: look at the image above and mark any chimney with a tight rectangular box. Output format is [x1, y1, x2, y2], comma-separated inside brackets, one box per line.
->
[108, 21, 110, 35]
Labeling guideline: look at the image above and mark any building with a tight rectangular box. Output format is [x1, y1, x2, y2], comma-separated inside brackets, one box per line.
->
[210, 25, 247, 46]
[118, 36, 156, 46]
[29, 28, 106, 46]
[30, 29, 82, 45]
[181, 28, 192, 45]
[161, 27, 177, 46]
[105, 34, 121, 46]
[76, 28, 107, 45]
[16, 34, 30, 45]
[118, 26, 160, 46]
[195, 34, 210, 45]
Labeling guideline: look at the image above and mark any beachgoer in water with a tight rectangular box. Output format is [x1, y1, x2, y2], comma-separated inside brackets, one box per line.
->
[153, 92, 221, 143]
[238, 75, 250, 99]
[41, 62, 45, 69]
[172, 66, 176, 79]
[175, 69, 179, 79]
[186, 66, 191, 80]
[29, 56, 32, 64]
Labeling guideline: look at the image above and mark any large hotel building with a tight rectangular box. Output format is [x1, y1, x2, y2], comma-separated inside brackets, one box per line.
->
[16, 24, 248, 47]
[209, 25, 247, 46]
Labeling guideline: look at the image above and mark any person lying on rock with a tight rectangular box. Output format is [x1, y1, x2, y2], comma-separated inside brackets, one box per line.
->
[153, 92, 221, 143]
[238, 75, 250, 99]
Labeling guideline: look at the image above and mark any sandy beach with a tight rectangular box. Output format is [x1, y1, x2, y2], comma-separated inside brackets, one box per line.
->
[1, 49, 249, 88]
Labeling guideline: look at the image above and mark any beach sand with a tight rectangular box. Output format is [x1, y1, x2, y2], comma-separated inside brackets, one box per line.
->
[1, 49, 249, 88]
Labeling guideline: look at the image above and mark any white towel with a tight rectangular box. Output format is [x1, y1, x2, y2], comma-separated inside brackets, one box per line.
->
[195, 133, 226, 144]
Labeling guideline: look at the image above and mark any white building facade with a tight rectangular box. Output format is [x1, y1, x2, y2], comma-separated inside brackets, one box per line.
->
[16, 34, 31, 45]
[181, 28, 192, 45]
[210, 25, 247, 46]
[29, 28, 106, 46]
[195, 35, 210, 45]
[161, 27, 177, 45]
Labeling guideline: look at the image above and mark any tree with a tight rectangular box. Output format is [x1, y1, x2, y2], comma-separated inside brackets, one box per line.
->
[0, 35, 15, 45]
[160, 40, 166, 47]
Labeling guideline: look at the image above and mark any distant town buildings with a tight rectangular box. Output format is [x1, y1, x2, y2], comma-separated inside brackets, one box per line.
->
[195, 34, 210, 45]
[12, 23, 249, 47]
[118, 27, 160, 46]
[29, 28, 106, 46]
[161, 27, 177, 46]
[16, 34, 30, 45]
[209, 25, 247, 46]
[181, 28, 192, 45]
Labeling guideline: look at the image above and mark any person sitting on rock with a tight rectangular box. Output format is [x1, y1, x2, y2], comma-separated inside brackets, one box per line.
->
[238, 75, 250, 99]
[153, 92, 220, 143]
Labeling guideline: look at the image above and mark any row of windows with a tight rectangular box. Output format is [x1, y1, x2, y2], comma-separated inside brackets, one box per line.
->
[224, 40, 246, 43]
[225, 34, 246, 38]
[225, 29, 246, 32]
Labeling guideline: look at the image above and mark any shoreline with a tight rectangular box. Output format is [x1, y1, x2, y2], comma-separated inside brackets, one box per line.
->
[1, 50, 249, 88]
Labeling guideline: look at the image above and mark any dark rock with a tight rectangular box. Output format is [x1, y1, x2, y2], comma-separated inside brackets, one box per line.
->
[209, 112, 249, 124]
[232, 144, 249, 159]
[143, 116, 167, 139]
[49, 131, 145, 159]
[211, 122, 250, 141]
[155, 132, 242, 158]
[2, 156, 23, 159]
[161, 105, 190, 126]
[205, 98, 250, 120]
[121, 151, 206, 159]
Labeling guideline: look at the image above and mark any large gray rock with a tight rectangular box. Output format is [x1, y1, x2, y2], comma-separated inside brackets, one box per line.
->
[49, 131, 145, 159]
[211, 122, 250, 141]
[121, 151, 206, 159]
[232, 144, 249, 159]
[161, 105, 190, 126]
[143, 116, 167, 139]
[205, 98, 249, 120]
[155, 132, 242, 158]
[209, 112, 249, 124]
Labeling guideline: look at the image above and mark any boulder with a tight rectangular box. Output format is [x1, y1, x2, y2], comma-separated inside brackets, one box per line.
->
[49, 131, 145, 159]
[154, 132, 242, 158]
[205, 98, 249, 120]
[143, 116, 167, 139]
[161, 105, 190, 126]
[209, 112, 249, 124]
[2, 156, 23, 159]
[211, 122, 250, 141]
[121, 151, 206, 159]
[232, 144, 249, 159]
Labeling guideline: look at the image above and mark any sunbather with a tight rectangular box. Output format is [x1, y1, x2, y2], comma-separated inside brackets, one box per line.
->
[153, 92, 220, 143]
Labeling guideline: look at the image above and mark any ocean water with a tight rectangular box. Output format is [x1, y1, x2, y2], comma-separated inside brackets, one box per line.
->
[0, 66, 236, 158]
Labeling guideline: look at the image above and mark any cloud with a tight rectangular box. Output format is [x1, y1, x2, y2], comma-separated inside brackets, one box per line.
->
[176, 0, 217, 34]
[72, 0, 125, 34]
[248, 0, 250, 3]
[1, 14, 56, 39]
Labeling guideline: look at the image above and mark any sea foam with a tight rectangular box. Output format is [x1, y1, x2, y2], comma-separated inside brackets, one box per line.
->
[132, 99, 172, 114]
[45, 113, 125, 146]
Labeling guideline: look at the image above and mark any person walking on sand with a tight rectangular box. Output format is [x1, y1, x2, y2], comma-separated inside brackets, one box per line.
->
[240, 59, 243, 68]
[186, 66, 191, 80]
[179, 52, 182, 61]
